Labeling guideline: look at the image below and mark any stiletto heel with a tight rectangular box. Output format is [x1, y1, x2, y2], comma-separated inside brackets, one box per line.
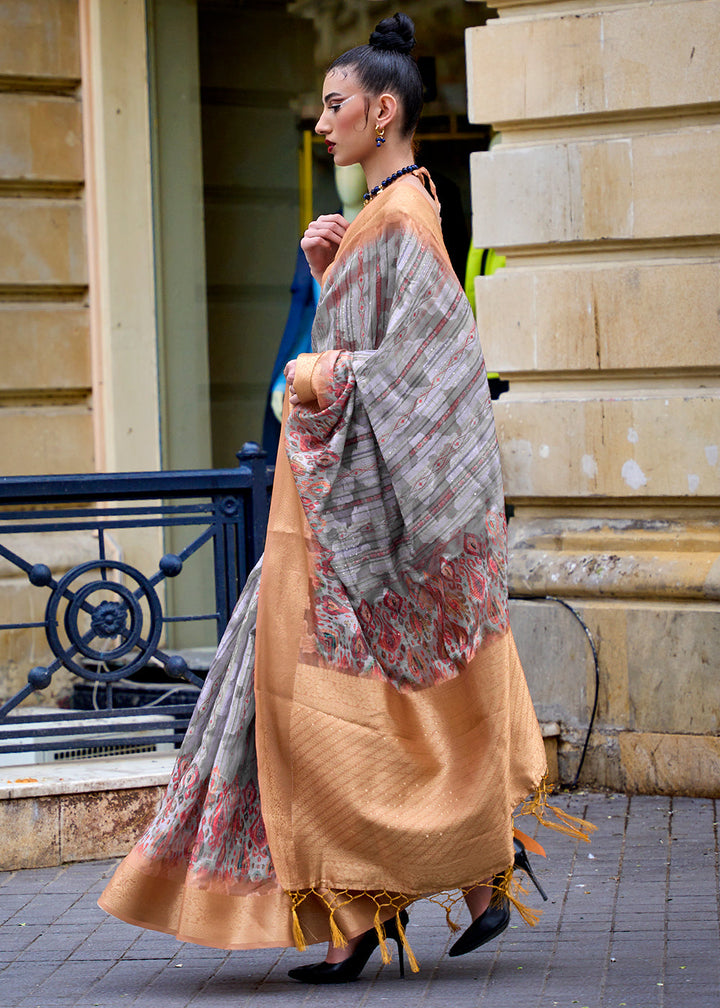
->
[448, 839, 549, 957]
[513, 837, 548, 901]
[288, 909, 409, 984]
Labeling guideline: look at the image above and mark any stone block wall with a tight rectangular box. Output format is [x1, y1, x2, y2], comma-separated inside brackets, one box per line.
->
[0, 0, 92, 475]
[467, 0, 720, 794]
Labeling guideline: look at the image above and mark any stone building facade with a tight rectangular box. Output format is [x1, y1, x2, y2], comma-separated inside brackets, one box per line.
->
[466, 0, 720, 794]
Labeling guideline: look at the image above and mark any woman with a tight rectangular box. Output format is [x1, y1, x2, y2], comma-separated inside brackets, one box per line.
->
[99, 13, 591, 985]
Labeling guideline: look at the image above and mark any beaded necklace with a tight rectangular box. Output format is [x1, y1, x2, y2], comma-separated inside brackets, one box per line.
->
[363, 163, 419, 204]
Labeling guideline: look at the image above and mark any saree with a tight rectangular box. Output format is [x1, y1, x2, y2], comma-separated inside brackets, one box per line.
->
[99, 174, 587, 959]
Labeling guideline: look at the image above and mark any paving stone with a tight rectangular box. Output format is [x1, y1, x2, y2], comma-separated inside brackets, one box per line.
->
[0, 792, 718, 1007]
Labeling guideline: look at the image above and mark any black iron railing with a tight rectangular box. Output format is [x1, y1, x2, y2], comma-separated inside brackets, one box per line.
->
[0, 444, 272, 762]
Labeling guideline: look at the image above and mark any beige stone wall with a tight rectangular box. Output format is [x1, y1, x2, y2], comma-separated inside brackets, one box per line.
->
[0, 0, 92, 475]
[467, 0, 720, 795]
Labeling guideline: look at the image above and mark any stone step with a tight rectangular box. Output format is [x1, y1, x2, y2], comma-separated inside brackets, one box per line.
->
[1, 752, 174, 871]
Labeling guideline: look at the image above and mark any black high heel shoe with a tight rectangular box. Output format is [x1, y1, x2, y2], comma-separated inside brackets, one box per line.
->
[447, 892, 510, 957]
[287, 909, 409, 984]
[448, 838, 548, 957]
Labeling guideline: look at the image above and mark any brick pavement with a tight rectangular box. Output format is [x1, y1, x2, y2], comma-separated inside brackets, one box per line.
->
[1, 791, 719, 1008]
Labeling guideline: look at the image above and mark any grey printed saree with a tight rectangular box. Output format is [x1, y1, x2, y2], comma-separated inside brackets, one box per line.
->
[99, 173, 580, 958]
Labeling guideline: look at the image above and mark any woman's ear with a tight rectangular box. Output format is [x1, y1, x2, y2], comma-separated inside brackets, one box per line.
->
[375, 92, 399, 130]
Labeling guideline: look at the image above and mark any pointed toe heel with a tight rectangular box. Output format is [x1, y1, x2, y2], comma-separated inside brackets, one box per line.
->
[288, 909, 409, 984]
[448, 899, 510, 957]
[448, 839, 549, 958]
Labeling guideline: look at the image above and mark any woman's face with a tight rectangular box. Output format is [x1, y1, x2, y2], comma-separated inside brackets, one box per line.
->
[315, 69, 375, 167]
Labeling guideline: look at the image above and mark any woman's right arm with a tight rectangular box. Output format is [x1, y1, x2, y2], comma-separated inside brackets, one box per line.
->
[300, 213, 349, 284]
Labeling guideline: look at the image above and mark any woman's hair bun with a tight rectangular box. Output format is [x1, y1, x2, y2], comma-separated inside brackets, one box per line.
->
[369, 12, 416, 56]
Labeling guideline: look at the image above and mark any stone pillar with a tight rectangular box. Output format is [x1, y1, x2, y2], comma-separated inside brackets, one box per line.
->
[79, 0, 161, 475]
[466, 0, 720, 794]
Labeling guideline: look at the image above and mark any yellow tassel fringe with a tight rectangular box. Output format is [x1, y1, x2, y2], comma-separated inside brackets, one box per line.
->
[517, 776, 597, 844]
[288, 888, 419, 971]
[291, 903, 307, 953]
[373, 907, 393, 965]
[328, 911, 349, 950]
[396, 909, 420, 973]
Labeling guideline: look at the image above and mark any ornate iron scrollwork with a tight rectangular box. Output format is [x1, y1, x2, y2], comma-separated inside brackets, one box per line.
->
[45, 559, 163, 682]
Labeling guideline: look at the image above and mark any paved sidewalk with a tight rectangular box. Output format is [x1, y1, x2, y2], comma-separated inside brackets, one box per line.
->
[1, 791, 719, 1008]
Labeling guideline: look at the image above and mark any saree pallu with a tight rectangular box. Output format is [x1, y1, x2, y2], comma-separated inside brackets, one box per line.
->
[99, 175, 587, 957]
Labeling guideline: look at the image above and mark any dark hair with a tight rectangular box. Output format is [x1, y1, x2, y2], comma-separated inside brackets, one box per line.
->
[328, 13, 423, 138]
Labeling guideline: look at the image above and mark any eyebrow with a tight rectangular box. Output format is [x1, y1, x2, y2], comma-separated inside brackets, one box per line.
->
[323, 92, 345, 105]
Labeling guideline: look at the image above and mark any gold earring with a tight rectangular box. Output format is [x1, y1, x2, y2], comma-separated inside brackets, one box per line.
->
[375, 124, 386, 147]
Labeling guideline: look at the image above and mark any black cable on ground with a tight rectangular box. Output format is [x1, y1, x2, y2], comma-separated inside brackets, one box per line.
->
[511, 594, 600, 788]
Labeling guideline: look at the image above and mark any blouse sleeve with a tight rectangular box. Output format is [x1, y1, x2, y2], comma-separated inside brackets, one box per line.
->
[292, 349, 343, 409]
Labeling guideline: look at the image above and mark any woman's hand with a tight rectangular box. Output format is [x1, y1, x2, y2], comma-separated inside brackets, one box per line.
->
[300, 214, 349, 282]
[284, 359, 299, 406]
